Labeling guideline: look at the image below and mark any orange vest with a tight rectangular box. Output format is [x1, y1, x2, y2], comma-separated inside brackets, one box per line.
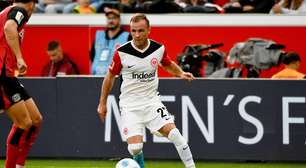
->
[271, 68, 305, 79]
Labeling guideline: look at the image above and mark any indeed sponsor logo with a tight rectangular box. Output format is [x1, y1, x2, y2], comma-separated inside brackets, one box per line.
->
[132, 71, 156, 80]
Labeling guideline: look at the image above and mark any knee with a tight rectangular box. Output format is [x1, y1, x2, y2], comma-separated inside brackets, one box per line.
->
[32, 114, 43, 126]
[20, 118, 32, 130]
[128, 143, 143, 156]
[159, 123, 176, 137]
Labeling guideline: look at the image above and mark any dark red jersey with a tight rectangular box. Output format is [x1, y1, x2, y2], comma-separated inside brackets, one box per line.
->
[0, 5, 28, 77]
[41, 56, 80, 76]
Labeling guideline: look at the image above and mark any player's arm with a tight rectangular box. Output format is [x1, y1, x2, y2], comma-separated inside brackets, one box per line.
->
[4, 20, 27, 74]
[4, 7, 29, 75]
[4, 20, 20, 58]
[163, 62, 195, 81]
[97, 71, 116, 122]
[97, 50, 122, 123]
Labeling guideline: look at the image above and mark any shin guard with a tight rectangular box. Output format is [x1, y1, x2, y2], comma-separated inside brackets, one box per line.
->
[16, 125, 41, 166]
[5, 125, 25, 168]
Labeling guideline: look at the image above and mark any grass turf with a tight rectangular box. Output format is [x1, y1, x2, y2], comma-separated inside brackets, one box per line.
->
[0, 159, 306, 168]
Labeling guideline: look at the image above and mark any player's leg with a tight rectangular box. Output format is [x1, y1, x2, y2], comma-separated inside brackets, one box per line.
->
[121, 109, 145, 168]
[1, 77, 38, 168]
[127, 135, 144, 168]
[147, 101, 195, 168]
[159, 124, 196, 168]
[16, 98, 43, 168]
[5, 101, 32, 168]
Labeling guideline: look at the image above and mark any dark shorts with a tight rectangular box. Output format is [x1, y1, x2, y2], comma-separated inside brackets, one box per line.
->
[0, 76, 31, 111]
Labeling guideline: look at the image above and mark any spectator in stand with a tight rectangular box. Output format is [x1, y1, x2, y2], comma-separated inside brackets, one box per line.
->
[174, 0, 189, 8]
[270, 0, 306, 14]
[211, 0, 229, 6]
[95, 0, 137, 13]
[72, 0, 96, 13]
[63, 0, 111, 13]
[182, 0, 224, 13]
[119, 0, 136, 13]
[223, 0, 275, 13]
[136, 0, 183, 13]
[181, 0, 205, 12]
[42, 40, 79, 76]
[272, 51, 305, 79]
[35, 0, 73, 13]
[94, 0, 119, 13]
[90, 8, 130, 75]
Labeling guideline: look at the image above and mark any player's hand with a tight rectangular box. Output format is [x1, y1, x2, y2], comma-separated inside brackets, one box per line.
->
[17, 58, 27, 75]
[180, 72, 195, 82]
[97, 103, 107, 123]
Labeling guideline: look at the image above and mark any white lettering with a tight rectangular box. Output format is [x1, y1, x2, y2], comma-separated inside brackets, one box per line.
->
[104, 95, 125, 142]
[282, 97, 305, 145]
[238, 96, 263, 145]
[182, 96, 214, 143]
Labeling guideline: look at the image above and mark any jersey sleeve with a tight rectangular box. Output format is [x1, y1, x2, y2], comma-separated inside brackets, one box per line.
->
[108, 50, 122, 75]
[7, 7, 28, 28]
[160, 47, 172, 66]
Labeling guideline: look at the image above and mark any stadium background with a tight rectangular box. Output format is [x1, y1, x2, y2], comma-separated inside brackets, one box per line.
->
[0, 14, 306, 168]
[22, 14, 306, 77]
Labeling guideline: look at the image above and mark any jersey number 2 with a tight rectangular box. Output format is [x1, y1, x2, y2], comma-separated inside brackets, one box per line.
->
[157, 107, 170, 120]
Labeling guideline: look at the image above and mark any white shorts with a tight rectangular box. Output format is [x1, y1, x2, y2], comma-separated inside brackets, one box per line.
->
[120, 100, 174, 139]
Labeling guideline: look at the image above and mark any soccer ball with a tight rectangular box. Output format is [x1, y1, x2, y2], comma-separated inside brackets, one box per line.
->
[115, 158, 140, 168]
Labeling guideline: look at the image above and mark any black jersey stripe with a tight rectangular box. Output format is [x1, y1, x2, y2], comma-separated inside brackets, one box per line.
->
[118, 40, 162, 58]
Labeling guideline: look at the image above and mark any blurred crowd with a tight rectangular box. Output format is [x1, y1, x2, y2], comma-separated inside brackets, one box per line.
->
[26, 0, 306, 14]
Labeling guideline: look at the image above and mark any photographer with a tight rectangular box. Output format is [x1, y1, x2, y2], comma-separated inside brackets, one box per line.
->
[272, 51, 305, 79]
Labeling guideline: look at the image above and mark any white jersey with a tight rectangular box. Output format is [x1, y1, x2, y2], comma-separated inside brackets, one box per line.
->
[109, 39, 172, 109]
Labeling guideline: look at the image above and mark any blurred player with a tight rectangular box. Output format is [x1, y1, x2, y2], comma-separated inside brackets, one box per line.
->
[97, 13, 196, 168]
[0, 0, 43, 168]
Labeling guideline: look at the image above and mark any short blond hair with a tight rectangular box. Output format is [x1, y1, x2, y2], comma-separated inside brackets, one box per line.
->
[130, 13, 150, 27]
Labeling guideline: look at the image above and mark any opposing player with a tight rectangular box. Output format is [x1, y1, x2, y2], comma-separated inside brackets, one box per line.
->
[97, 13, 196, 168]
[0, 0, 42, 168]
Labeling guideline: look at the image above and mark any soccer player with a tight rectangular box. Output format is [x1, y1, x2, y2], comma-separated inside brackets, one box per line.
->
[97, 13, 196, 168]
[0, 0, 43, 168]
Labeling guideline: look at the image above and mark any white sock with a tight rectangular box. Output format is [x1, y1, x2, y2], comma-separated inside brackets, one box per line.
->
[16, 165, 24, 168]
[168, 128, 195, 168]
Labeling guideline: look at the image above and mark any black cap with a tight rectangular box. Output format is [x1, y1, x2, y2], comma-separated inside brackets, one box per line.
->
[282, 51, 301, 65]
[104, 8, 120, 17]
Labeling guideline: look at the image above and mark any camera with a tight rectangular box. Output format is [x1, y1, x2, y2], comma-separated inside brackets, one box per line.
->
[177, 43, 224, 77]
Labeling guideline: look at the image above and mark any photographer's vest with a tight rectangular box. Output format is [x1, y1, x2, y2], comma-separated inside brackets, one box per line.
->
[91, 30, 129, 75]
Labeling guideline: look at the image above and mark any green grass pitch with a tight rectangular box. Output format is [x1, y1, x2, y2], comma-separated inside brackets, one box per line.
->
[1, 159, 306, 168]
